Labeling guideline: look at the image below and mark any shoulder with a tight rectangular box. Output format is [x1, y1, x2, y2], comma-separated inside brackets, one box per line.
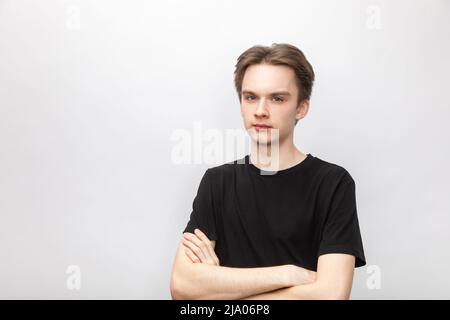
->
[312, 155, 355, 186]
[196, 158, 244, 198]
[205, 156, 246, 177]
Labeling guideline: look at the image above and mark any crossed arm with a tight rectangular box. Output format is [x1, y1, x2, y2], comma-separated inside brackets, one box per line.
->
[170, 229, 355, 300]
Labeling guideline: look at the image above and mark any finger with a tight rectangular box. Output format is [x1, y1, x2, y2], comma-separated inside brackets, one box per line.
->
[182, 239, 207, 263]
[182, 237, 207, 263]
[194, 230, 219, 265]
[183, 232, 212, 263]
[184, 247, 200, 263]
[194, 229, 220, 265]
[193, 229, 214, 255]
[182, 236, 206, 262]
[191, 230, 217, 265]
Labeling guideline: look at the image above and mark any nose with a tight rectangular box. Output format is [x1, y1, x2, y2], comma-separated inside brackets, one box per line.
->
[254, 98, 269, 118]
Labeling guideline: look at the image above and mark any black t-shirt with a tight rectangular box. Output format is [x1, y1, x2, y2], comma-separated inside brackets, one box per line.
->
[183, 153, 366, 271]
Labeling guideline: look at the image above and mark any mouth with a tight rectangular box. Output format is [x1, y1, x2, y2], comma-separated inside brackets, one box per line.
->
[253, 124, 272, 128]
[253, 124, 272, 131]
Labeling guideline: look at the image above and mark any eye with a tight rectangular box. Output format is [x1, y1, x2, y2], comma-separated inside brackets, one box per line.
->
[272, 96, 284, 102]
[245, 95, 256, 101]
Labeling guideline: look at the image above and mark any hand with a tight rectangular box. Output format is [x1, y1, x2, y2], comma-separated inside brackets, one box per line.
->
[182, 228, 220, 266]
[285, 264, 317, 286]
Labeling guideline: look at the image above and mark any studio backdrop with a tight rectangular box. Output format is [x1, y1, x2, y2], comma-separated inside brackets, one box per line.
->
[0, 0, 449, 299]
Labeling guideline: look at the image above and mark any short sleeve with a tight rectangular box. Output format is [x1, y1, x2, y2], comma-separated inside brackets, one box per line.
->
[182, 169, 218, 241]
[318, 172, 366, 267]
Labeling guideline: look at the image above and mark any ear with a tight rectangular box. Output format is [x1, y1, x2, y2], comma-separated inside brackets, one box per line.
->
[296, 99, 310, 121]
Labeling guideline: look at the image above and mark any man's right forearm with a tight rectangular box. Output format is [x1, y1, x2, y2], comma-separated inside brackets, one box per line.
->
[171, 263, 293, 300]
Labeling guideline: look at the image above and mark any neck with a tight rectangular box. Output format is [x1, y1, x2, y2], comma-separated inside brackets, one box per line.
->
[249, 132, 306, 171]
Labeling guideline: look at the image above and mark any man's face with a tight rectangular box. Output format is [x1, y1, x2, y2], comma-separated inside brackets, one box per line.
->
[240, 63, 308, 145]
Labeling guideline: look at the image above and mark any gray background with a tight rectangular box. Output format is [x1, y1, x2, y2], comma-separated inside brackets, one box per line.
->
[1, 0, 449, 299]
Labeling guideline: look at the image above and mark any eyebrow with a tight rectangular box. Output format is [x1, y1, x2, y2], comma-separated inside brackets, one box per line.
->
[242, 90, 291, 96]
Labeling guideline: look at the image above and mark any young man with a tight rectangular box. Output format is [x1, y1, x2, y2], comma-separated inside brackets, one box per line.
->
[170, 43, 366, 300]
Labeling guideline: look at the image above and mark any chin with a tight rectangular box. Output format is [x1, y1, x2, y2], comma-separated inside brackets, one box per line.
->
[247, 126, 278, 144]
[251, 134, 275, 146]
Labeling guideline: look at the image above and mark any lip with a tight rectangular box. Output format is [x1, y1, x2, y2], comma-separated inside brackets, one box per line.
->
[253, 124, 272, 132]
[253, 124, 272, 128]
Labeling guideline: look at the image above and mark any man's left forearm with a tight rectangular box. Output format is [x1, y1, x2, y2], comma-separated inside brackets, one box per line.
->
[242, 281, 349, 300]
